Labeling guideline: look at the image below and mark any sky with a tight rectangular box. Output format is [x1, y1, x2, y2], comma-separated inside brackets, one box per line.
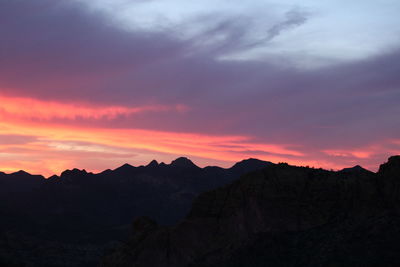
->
[0, 0, 399, 176]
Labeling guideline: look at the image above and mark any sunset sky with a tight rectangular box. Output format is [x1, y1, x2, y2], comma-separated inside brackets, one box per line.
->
[0, 0, 399, 176]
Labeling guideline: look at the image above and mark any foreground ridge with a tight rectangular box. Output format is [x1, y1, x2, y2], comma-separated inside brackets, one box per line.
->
[101, 156, 400, 267]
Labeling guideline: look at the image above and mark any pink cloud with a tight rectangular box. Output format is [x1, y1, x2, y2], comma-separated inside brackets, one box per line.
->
[0, 94, 187, 120]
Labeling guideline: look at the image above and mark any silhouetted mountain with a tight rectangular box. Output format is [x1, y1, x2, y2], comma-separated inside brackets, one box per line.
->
[146, 160, 159, 168]
[0, 157, 271, 266]
[170, 157, 199, 169]
[101, 156, 400, 267]
[230, 158, 273, 174]
[0, 170, 44, 193]
[340, 164, 372, 174]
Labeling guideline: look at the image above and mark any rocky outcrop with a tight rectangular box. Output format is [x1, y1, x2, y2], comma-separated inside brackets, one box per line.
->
[101, 156, 400, 267]
[377, 155, 400, 208]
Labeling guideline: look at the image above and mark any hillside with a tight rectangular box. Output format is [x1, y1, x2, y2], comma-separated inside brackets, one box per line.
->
[101, 156, 400, 267]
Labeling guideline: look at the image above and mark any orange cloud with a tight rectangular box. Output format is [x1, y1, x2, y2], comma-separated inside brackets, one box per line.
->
[0, 94, 185, 120]
[0, 112, 307, 175]
[0, 94, 392, 176]
[323, 149, 373, 159]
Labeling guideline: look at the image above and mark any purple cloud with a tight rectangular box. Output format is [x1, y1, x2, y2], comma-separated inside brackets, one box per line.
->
[0, 0, 399, 171]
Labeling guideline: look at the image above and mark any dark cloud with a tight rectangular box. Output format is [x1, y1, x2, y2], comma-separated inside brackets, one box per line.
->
[184, 8, 310, 56]
[266, 8, 309, 41]
[238, 8, 310, 49]
[0, 0, 185, 103]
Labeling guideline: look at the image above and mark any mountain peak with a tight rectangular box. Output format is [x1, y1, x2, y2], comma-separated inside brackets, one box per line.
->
[121, 163, 133, 168]
[170, 157, 199, 168]
[9, 170, 44, 180]
[340, 165, 371, 173]
[230, 158, 272, 172]
[115, 163, 135, 172]
[12, 170, 31, 176]
[60, 168, 88, 178]
[146, 160, 159, 168]
[234, 158, 270, 165]
[47, 175, 60, 181]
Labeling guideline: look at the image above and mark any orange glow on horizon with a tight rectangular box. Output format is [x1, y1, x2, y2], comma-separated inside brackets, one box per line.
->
[0, 117, 308, 174]
[0, 94, 395, 176]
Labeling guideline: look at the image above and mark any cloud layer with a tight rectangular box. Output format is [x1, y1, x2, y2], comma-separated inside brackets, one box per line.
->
[0, 0, 399, 175]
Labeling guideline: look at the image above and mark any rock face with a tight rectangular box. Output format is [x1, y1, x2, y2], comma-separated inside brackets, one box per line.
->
[101, 156, 400, 267]
[378, 155, 400, 206]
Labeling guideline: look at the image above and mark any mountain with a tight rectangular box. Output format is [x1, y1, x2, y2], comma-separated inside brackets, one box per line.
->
[170, 157, 200, 169]
[229, 158, 273, 174]
[339, 164, 372, 174]
[101, 156, 400, 267]
[0, 170, 44, 193]
[0, 158, 271, 266]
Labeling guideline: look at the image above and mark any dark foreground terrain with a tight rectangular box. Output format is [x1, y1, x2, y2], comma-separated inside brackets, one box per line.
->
[0, 158, 270, 266]
[101, 156, 400, 267]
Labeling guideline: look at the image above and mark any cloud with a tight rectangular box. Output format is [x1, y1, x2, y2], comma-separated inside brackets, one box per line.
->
[265, 8, 309, 41]
[0, 95, 186, 120]
[239, 7, 310, 49]
[182, 7, 310, 57]
[0, 134, 38, 145]
[0, 117, 308, 175]
[0, 0, 186, 104]
[0, 0, 399, 174]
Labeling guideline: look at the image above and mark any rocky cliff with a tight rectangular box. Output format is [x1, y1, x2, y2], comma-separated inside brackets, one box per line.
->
[101, 156, 400, 267]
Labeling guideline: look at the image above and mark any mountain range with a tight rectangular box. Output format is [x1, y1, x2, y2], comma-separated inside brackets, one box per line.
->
[2, 156, 399, 267]
[0, 157, 272, 266]
[101, 156, 400, 267]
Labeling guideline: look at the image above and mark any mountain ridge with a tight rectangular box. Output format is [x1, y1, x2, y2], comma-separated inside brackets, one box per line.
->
[0, 157, 373, 179]
[0, 157, 387, 266]
[0, 157, 273, 266]
[101, 155, 400, 267]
